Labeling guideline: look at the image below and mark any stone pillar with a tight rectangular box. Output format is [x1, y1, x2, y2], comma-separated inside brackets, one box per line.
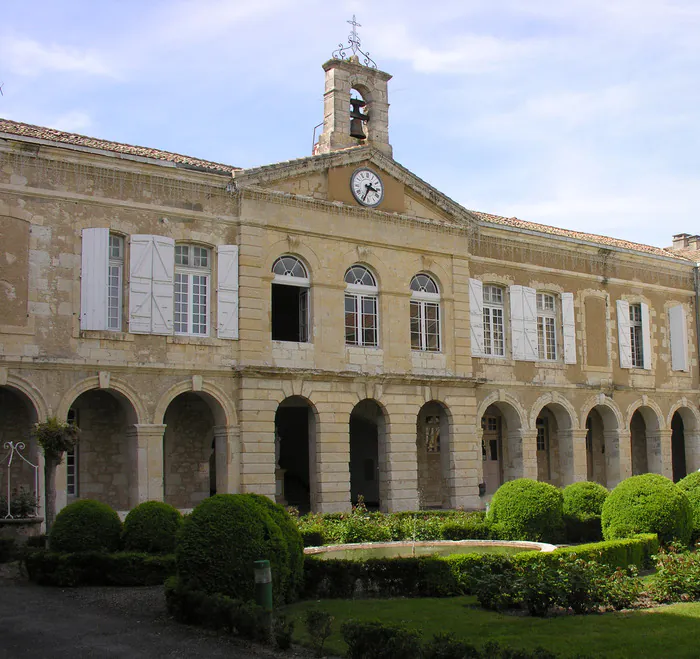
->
[509, 429, 538, 480]
[55, 460, 67, 514]
[685, 431, 700, 473]
[562, 429, 589, 484]
[128, 424, 166, 507]
[383, 410, 418, 512]
[238, 381, 276, 499]
[606, 428, 630, 487]
[648, 429, 672, 479]
[449, 398, 481, 509]
[213, 425, 241, 495]
[313, 406, 351, 513]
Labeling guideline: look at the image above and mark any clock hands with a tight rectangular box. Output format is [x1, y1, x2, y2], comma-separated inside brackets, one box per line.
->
[362, 182, 380, 201]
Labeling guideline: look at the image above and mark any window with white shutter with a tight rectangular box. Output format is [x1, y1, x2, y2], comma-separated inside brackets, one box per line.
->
[217, 245, 239, 340]
[469, 278, 485, 357]
[536, 292, 557, 361]
[482, 284, 505, 357]
[174, 244, 210, 336]
[510, 285, 538, 361]
[629, 303, 644, 368]
[669, 305, 689, 372]
[616, 300, 632, 368]
[80, 228, 109, 331]
[561, 292, 577, 364]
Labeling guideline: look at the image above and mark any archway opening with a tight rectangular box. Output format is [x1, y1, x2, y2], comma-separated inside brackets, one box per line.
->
[0, 386, 39, 511]
[350, 399, 385, 510]
[534, 403, 574, 486]
[585, 408, 608, 486]
[672, 411, 687, 482]
[630, 406, 662, 475]
[67, 389, 137, 510]
[416, 401, 450, 509]
[275, 396, 316, 513]
[480, 401, 523, 495]
[163, 392, 224, 509]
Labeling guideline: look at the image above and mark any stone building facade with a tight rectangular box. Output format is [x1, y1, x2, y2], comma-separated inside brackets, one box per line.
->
[1, 56, 700, 518]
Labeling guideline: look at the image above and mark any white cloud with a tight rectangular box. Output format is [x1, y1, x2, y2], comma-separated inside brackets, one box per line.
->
[0, 36, 116, 77]
[50, 111, 94, 134]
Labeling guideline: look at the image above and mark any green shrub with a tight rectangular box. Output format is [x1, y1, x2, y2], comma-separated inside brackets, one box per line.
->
[301, 527, 325, 547]
[650, 546, 700, 602]
[245, 493, 304, 601]
[0, 538, 17, 563]
[122, 501, 182, 554]
[486, 479, 564, 542]
[563, 481, 608, 542]
[342, 619, 420, 659]
[440, 519, 492, 540]
[50, 499, 122, 553]
[601, 474, 693, 545]
[676, 472, 700, 542]
[24, 549, 175, 586]
[176, 493, 296, 604]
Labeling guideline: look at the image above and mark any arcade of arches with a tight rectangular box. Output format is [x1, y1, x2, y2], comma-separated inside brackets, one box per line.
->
[2, 382, 700, 515]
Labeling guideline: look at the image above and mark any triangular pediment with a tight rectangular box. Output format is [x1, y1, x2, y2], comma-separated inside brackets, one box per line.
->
[232, 147, 478, 231]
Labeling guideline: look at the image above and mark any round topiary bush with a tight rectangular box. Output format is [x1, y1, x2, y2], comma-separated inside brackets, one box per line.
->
[50, 499, 122, 553]
[176, 493, 298, 604]
[601, 473, 693, 545]
[245, 493, 304, 601]
[677, 471, 700, 542]
[563, 481, 609, 542]
[486, 478, 564, 542]
[122, 501, 182, 554]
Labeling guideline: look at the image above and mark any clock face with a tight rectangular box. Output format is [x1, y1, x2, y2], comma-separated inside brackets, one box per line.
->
[351, 168, 384, 207]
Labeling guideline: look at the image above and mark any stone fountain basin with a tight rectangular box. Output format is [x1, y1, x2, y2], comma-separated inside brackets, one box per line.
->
[304, 539, 556, 561]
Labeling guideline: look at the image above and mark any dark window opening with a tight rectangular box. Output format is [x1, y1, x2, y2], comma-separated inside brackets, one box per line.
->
[272, 283, 308, 342]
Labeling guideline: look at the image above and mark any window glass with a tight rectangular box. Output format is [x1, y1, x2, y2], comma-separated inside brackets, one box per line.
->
[175, 245, 210, 336]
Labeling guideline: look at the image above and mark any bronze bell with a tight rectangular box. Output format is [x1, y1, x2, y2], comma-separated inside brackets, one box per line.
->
[350, 97, 368, 139]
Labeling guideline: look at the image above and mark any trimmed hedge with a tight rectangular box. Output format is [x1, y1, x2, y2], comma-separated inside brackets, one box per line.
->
[563, 481, 608, 542]
[487, 479, 564, 542]
[50, 499, 122, 553]
[602, 474, 693, 545]
[676, 471, 700, 542]
[122, 501, 182, 554]
[0, 538, 17, 563]
[24, 549, 175, 586]
[302, 534, 658, 599]
[177, 493, 299, 605]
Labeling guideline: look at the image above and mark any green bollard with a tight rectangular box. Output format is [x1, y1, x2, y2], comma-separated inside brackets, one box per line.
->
[254, 559, 273, 611]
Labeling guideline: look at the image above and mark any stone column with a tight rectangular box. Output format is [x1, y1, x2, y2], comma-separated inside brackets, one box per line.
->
[127, 424, 166, 507]
[685, 431, 700, 473]
[648, 430, 672, 479]
[606, 428, 630, 487]
[383, 410, 418, 512]
[313, 406, 351, 513]
[54, 460, 67, 514]
[213, 425, 240, 495]
[507, 429, 537, 480]
[562, 429, 589, 485]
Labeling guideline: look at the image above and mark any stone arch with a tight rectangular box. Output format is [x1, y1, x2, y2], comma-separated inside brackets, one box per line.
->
[154, 379, 236, 427]
[580, 394, 623, 488]
[477, 390, 528, 431]
[531, 394, 578, 487]
[529, 392, 578, 431]
[264, 242, 321, 282]
[667, 400, 700, 431]
[627, 399, 665, 476]
[5, 374, 49, 422]
[350, 398, 388, 511]
[667, 400, 700, 480]
[579, 394, 623, 431]
[416, 399, 452, 509]
[57, 376, 146, 425]
[336, 250, 386, 289]
[626, 398, 665, 432]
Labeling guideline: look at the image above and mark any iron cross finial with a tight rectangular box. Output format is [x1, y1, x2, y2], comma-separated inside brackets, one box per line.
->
[331, 16, 377, 68]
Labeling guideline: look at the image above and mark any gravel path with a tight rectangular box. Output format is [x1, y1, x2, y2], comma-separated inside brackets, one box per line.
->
[0, 564, 317, 659]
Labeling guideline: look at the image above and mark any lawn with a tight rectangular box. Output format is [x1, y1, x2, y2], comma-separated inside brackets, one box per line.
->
[283, 596, 700, 658]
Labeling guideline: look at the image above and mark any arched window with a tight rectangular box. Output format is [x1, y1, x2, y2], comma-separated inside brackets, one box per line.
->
[271, 255, 310, 342]
[410, 274, 441, 351]
[344, 265, 378, 347]
[175, 244, 211, 336]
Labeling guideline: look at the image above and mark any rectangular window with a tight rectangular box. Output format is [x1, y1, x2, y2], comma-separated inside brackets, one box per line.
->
[411, 300, 441, 352]
[536, 293, 557, 360]
[107, 235, 124, 331]
[483, 285, 505, 356]
[66, 409, 78, 497]
[536, 418, 548, 451]
[345, 294, 378, 347]
[629, 303, 644, 368]
[174, 245, 210, 336]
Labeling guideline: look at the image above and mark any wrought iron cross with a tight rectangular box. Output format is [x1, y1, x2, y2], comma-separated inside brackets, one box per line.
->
[332, 16, 377, 69]
[347, 15, 362, 55]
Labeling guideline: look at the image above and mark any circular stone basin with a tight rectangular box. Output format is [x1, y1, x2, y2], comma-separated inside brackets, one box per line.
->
[305, 539, 556, 561]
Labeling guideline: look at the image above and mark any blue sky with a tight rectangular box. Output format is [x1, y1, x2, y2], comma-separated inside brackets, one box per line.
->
[2, 0, 699, 249]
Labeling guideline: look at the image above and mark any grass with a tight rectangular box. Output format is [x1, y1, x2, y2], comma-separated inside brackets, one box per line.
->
[283, 596, 700, 658]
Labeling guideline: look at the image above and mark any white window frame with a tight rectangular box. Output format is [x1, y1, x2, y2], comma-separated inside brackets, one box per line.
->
[66, 409, 78, 497]
[483, 285, 505, 357]
[410, 274, 441, 352]
[271, 255, 310, 343]
[536, 292, 557, 361]
[174, 244, 211, 336]
[629, 303, 644, 368]
[107, 234, 124, 331]
[344, 265, 379, 348]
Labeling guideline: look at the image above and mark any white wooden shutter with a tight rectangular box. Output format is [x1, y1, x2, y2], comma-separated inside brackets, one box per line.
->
[641, 302, 652, 370]
[80, 228, 109, 330]
[522, 286, 538, 361]
[469, 278, 484, 357]
[616, 300, 632, 369]
[150, 236, 174, 335]
[561, 292, 577, 365]
[217, 245, 239, 339]
[510, 286, 525, 360]
[669, 305, 689, 372]
[129, 235, 155, 334]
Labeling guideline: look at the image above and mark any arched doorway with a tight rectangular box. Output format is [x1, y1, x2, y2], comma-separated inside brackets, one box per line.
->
[479, 401, 524, 496]
[584, 406, 619, 487]
[0, 386, 40, 512]
[349, 399, 386, 510]
[163, 392, 225, 509]
[67, 389, 138, 510]
[416, 401, 450, 509]
[671, 412, 686, 482]
[630, 406, 662, 475]
[534, 403, 575, 487]
[275, 396, 317, 513]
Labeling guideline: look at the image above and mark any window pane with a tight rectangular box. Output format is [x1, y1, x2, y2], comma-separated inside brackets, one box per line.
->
[345, 294, 358, 345]
[299, 289, 308, 342]
[425, 302, 440, 351]
[193, 246, 208, 268]
[175, 273, 188, 333]
[109, 235, 123, 259]
[361, 296, 378, 347]
[191, 274, 208, 334]
[492, 308, 504, 356]
[410, 300, 421, 350]
[175, 245, 188, 266]
[107, 263, 122, 331]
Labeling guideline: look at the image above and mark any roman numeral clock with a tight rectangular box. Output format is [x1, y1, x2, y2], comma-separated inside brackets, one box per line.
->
[351, 168, 384, 207]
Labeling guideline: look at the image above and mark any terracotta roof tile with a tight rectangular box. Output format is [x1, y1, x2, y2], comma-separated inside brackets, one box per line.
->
[0, 118, 239, 174]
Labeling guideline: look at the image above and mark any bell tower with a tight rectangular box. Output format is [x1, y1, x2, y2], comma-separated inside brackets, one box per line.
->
[315, 17, 392, 158]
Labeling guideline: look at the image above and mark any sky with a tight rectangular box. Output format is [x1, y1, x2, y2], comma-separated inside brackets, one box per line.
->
[1, 0, 699, 249]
